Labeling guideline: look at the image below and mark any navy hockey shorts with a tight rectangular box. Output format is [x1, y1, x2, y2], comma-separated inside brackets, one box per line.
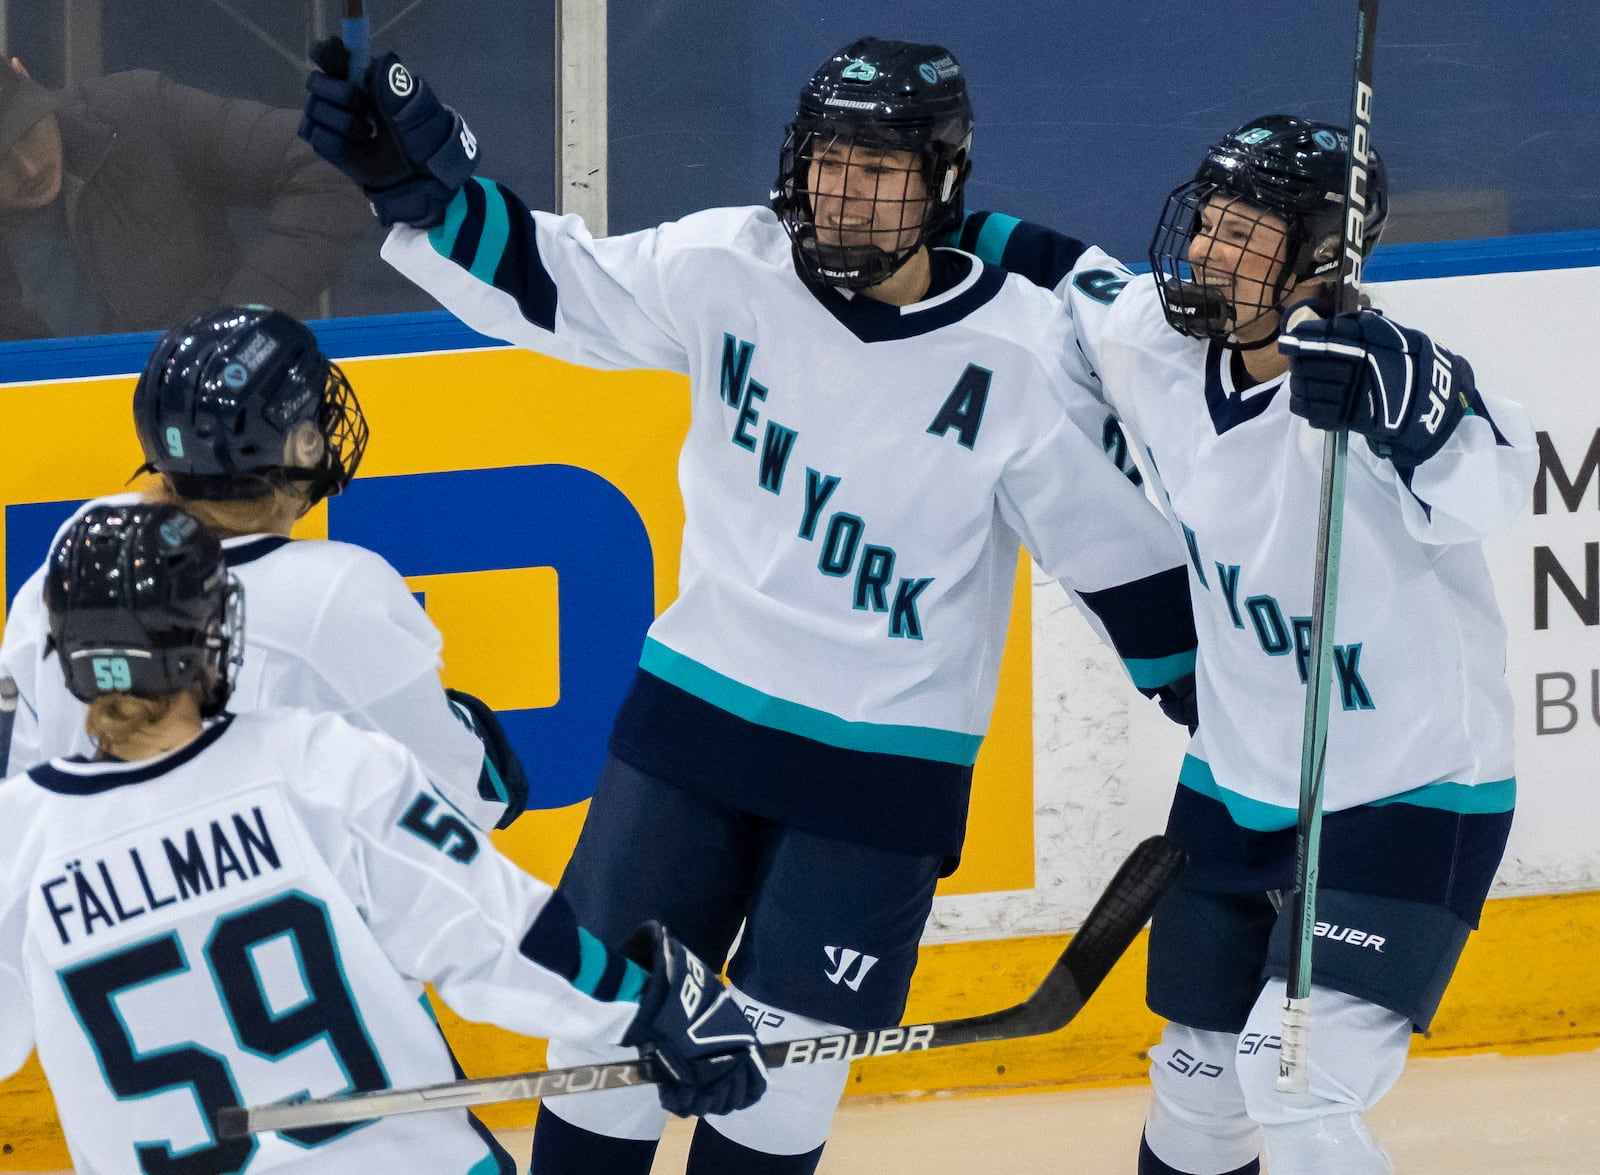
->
[557, 755, 943, 1029]
[1146, 783, 1513, 1034]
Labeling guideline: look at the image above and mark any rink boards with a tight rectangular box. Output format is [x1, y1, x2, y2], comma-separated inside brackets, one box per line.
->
[0, 240, 1596, 1167]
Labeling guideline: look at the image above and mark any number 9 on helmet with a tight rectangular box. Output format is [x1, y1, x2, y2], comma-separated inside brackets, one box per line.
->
[45, 504, 244, 718]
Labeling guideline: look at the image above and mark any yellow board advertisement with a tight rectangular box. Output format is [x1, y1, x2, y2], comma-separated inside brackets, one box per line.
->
[0, 333, 1036, 1168]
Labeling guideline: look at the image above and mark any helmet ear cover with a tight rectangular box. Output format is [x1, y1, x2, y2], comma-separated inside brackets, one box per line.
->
[46, 504, 243, 718]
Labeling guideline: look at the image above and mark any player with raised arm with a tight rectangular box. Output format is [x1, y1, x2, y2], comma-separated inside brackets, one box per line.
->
[301, 37, 1199, 1174]
[957, 117, 1537, 1173]
[0, 305, 528, 829]
[0, 502, 765, 1175]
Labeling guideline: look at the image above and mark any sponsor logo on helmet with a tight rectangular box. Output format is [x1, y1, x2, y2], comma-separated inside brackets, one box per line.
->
[823, 96, 881, 111]
[236, 330, 280, 371]
[1236, 127, 1273, 145]
[388, 62, 414, 97]
[158, 515, 199, 548]
[919, 63, 939, 84]
[1313, 129, 1342, 150]
[223, 331, 282, 391]
[841, 59, 877, 83]
[921, 55, 961, 82]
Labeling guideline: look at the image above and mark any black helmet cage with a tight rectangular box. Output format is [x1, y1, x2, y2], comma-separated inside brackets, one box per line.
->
[1149, 115, 1388, 343]
[132, 306, 369, 506]
[774, 38, 974, 290]
[46, 505, 243, 718]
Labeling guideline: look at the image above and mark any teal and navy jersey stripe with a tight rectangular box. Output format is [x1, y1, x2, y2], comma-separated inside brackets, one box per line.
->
[950, 210, 1089, 289]
[1166, 764, 1513, 924]
[518, 891, 647, 1005]
[607, 666, 976, 863]
[1177, 754, 1516, 832]
[430, 178, 558, 332]
[640, 639, 982, 765]
[1077, 565, 1198, 689]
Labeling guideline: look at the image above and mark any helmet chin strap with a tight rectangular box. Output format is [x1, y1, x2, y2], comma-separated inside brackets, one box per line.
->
[801, 237, 918, 291]
[1223, 267, 1332, 352]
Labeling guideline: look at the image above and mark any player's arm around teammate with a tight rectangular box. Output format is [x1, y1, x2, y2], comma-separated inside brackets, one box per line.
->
[0, 502, 763, 1175]
[962, 118, 1536, 1175]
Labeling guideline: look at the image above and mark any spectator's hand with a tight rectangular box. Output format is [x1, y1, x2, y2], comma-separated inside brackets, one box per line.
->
[1280, 307, 1472, 470]
[619, 921, 768, 1118]
[301, 38, 479, 228]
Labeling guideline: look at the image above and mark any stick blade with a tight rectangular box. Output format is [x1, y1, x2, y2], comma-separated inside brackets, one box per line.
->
[939, 835, 1186, 1045]
[1069, 836, 1186, 987]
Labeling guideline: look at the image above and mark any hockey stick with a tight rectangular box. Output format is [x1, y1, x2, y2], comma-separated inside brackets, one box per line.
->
[217, 835, 1185, 1139]
[1278, 0, 1381, 1095]
[342, 0, 371, 74]
[0, 676, 17, 774]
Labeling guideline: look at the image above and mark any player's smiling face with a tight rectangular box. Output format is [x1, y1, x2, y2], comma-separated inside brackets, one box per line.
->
[0, 115, 63, 210]
[1186, 194, 1292, 339]
[806, 137, 930, 255]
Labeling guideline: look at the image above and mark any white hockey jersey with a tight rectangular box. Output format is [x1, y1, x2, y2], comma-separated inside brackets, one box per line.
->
[0, 709, 639, 1175]
[380, 183, 1198, 858]
[0, 494, 500, 829]
[1062, 266, 1536, 824]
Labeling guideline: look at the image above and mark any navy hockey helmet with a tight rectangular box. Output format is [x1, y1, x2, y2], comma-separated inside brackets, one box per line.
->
[132, 306, 369, 504]
[1149, 114, 1389, 341]
[46, 503, 243, 717]
[773, 37, 974, 290]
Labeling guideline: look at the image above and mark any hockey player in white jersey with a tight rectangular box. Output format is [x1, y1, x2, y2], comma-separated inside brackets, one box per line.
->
[0, 305, 525, 830]
[301, 36, 1200, 1175]
[958, 117, 1537, 1174]
[0, 502, 765, 1175]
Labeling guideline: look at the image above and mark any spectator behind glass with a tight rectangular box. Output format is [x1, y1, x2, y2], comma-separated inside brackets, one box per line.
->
[0, 57, 372, 341]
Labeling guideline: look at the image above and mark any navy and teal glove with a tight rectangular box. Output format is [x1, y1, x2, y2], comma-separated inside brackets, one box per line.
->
[620, 921, 767, 1118]
[445, 687, 530, 829]
[301, 38, 478, 228]
[1280, 308, 1472, 470]
[1153, 672, 1199, 735]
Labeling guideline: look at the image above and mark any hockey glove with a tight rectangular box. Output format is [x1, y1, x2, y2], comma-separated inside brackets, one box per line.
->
[301, 38, 478, 228]
[445, 687, 530, 829]
[619, 921, 768, 1118]
[1280, 308, 1472, 470]
[1151, 672, 1199, 735]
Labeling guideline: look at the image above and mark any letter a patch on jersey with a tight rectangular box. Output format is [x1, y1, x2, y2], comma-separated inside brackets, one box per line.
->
[926, 365, 993, 450]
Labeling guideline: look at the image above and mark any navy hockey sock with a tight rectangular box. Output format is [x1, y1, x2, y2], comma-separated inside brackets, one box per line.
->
[687, 1119, 826, 1175]
[1139, 1130, 1260, 1175]
[528, 1103, 658, 1175]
